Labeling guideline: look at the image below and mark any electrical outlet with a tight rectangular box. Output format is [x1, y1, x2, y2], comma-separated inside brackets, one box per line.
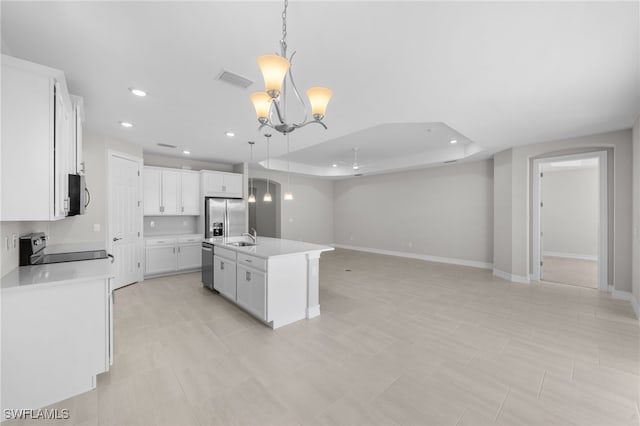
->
[350, 235, 354, 241]
[408, 241, 413, 248]
[93, 224, 101, 232]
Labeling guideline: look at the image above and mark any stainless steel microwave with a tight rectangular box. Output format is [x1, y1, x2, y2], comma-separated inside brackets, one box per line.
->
[68, 174, 89, 216]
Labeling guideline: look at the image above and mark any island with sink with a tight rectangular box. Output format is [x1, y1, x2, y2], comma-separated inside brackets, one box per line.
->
[203, 236, 333, 329]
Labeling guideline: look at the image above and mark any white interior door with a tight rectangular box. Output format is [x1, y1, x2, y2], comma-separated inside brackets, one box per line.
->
[109, 152, 143, 289]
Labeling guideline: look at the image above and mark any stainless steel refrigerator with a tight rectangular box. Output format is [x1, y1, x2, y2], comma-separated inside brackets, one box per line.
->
[204, 197, 246, 239]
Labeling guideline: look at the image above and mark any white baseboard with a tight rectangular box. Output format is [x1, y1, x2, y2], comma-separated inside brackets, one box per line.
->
[306, 305, 321, 319]
[493, 268, 530, 284]
[333, 244, 493, 270]
[631, 296, 640, 320]
[611, 290, 640, 320]
[543, 251, 598, 261]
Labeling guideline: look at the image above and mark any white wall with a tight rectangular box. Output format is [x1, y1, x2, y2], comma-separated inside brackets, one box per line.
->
[333, 160, 494, 266]
[493, 129, 633, 291]
[249, 167, 334, 245]
[493, 150, 513, 274]
[632, 117, 640, 316]
[0, 131, 142, 276]
[542, 167, 599, 258]
[143, 152, 234, 172]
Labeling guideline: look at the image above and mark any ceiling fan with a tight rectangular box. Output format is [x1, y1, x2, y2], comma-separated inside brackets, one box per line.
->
[332, 148, 371, 175]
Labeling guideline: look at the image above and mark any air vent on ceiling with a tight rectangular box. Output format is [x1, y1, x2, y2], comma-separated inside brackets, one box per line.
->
[353, 173, 363, 177]
[443, 160, 457, 164]
[157, 143, 177, 149]
[217, 70, 254, 88]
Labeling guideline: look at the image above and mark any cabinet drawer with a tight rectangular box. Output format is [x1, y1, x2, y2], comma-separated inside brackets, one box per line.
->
[214, 246, 237, 262]
[237, 253, 266, 271]
[145, 238, 176, 247]
[178, 236, 202, 244]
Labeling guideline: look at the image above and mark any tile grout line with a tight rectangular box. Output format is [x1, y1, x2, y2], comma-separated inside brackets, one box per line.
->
[454, 407, 467, 426]
[536, 370, 547, 399]
[494, 389, 510, 423]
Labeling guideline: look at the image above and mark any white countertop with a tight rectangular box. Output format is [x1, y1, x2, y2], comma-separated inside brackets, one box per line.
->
[1, 259, 113, 291]
[204, 236, 334, 259]
[145, 233, 203, 241]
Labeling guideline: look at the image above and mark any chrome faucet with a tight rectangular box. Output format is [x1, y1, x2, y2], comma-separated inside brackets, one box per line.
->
[243, 228, 257, 244]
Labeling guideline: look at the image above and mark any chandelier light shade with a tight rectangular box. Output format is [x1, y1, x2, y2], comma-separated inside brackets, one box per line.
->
[307, 87, 333, 119]
[249, 0, 333, 135]
[250, 92, 273, 122]
[257, 55, 290, 98]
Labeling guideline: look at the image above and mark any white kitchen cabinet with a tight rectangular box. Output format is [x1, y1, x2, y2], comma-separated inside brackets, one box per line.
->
[177, 240, 202, 270]
[145, 240, 178, 275]
[144, 235, 203, 277]
[143, 167, 200, 216]
[71, 96, 85, 175]
[161, 170, 180, 215]
[143, 168, 162, 215]
[180, 171, 200, 215]
[214, 254, 237, 300]
[236, 264, 267, 321]
[201, 171, 243, 198]
[1, 55, 78, 221]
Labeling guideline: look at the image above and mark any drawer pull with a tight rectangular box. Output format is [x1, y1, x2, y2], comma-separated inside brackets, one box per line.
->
[246, 271, 251, 282]
[221, 261, 224, 270]
[245, 259, 252, 263]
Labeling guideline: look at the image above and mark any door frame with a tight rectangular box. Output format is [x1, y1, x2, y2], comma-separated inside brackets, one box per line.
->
[107, 150, 144, 285]
[532, 151, 608, 291]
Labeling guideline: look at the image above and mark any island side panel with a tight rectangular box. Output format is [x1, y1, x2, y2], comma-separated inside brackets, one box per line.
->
[306, 252, 321, 318]
[267, 255, 308, 329]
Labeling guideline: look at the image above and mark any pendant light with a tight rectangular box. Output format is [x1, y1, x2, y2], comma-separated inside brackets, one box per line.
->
[247, 141, 256, 203]
[263, 134, 272, 203]
[284, 134, 294, 200]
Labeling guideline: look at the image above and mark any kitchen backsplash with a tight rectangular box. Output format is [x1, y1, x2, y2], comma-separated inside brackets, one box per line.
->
[144, 216, 199, 236]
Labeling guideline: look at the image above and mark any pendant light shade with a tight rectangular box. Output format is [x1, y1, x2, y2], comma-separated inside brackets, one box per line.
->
[250, 92, 273, 122]
[257, 54, 290, 98]
[263, 192, 272, 202]
[263, 134, 273, 203]
[307, 87, 333, 120]
[248, 193, 256, 203]
[284, 191, 294, 201]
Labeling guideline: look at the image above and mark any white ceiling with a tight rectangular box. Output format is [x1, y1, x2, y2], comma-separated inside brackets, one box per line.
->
[2, 1, 638, 177]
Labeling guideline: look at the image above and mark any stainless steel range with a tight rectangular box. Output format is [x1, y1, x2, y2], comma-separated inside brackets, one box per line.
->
[19, 232, 111, 266]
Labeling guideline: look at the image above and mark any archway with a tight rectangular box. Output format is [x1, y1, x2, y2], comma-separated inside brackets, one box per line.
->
[248, 178, 281, 238]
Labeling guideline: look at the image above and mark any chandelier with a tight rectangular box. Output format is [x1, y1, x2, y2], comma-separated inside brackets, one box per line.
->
[250, 0, 332, 135]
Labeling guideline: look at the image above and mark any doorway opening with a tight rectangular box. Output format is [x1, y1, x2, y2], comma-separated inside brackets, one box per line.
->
[532, 151, 607, 290]
[248, 178, 281, 238]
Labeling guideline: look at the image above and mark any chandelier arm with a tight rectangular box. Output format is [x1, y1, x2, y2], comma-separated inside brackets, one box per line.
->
[271, 99, 287, 125]
[286, 52, 309, 126]
[293, 119, 328, 131]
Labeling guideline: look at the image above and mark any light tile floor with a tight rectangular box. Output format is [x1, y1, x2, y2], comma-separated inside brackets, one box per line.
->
[7, 249, 640, 425]
[542, 255, 598, 289]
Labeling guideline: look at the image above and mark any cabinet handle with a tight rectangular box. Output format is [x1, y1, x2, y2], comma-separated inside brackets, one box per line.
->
[181, 206, 184, 212]
[160, 206, 165, 213]
[222, 185, 227, 192]
[221, 261, 224, 270]
[173, 247, 176, 254]
[178, 247, 181, 253]
[246, 271, 251, 282]
[245, 259, 252, 263]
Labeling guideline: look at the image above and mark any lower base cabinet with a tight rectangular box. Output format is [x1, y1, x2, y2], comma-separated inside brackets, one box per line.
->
[145, 236, 202, 277]
[213, 254, 236, 299]
[236, 264, 267, 321]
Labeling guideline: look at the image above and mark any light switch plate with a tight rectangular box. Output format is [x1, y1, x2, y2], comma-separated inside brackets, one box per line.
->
[93, 224, 101, 232]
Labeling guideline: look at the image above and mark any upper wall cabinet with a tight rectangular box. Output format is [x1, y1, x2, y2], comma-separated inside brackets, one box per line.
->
[143, 166, 200, 216]
[1, 55, 81, 221]
[201, 171, 243, 198]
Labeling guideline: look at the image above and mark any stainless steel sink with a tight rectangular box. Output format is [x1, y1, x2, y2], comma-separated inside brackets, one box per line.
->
[227, 241, 256, 247]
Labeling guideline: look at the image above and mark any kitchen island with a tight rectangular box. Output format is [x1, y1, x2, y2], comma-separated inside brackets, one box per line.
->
[205, 236, 333, 328]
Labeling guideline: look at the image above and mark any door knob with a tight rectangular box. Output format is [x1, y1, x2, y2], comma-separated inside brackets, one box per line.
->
[113, 237, 122, 242]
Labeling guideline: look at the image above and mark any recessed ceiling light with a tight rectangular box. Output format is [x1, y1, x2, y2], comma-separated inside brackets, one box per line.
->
[129, 88, 147, 97]
[225, 131, 235, 137]
[449, 139, 458, 144]
[120, 121, 133, 128]
[332, 164, 337, 168]
[183, 150, 190, 155]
